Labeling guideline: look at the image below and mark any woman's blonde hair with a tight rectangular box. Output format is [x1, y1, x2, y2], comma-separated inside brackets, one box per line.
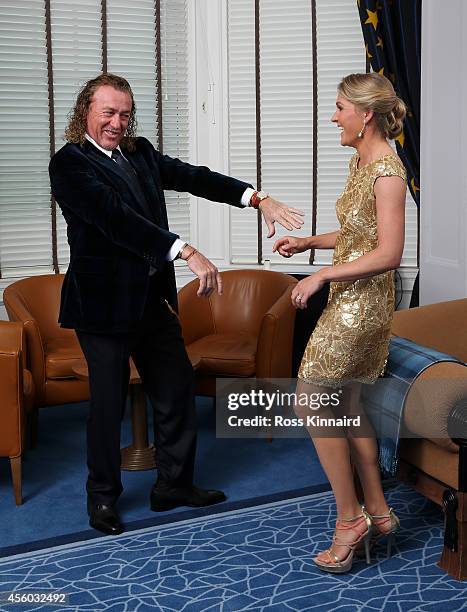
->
[338, 73, 406, 139]
[64, 73, 138, 151]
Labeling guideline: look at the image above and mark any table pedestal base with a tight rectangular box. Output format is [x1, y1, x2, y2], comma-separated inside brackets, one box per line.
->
[121, 444, 156, 471]
[121, 384, 156, 471]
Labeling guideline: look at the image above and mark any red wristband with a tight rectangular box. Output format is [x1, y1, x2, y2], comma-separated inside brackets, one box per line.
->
[185, 248, 198, 262]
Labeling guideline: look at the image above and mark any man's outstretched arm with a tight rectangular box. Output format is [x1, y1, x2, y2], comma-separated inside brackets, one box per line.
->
[148, 141, 305, 237]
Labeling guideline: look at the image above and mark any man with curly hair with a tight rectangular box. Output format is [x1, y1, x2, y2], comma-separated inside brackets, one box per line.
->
[49, 73, 303, 536]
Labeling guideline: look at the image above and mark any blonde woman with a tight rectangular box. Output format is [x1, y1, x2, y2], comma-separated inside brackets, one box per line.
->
[274, 73, 407, 573]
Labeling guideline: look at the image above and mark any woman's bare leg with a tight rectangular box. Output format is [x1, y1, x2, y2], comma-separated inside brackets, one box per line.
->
[344, 383, 390, 517]
[295, 380, 367, 561]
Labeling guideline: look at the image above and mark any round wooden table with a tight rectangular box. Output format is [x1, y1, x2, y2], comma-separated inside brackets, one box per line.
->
[72, 354, 201, 471]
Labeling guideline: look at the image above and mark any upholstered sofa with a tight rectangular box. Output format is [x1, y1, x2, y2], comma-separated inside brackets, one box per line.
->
[391, 298, 467, 580]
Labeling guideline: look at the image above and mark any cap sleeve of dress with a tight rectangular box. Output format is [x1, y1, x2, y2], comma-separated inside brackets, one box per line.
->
[373, 156, 407, 184]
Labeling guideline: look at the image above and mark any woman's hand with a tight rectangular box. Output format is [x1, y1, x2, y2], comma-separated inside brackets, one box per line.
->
[291, 273, 326, 309]
[272, 236, 310, 258]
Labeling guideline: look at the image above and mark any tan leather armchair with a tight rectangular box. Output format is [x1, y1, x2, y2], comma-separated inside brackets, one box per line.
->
[0, 321, 34, 504]
[3, 275, 89, 413]
[178, 269, 298, 396]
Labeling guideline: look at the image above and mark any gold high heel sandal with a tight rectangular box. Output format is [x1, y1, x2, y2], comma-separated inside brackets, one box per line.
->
[313, 510, 372, 574]
[369, 507, 400, 558]
[355, 507, 400, 559]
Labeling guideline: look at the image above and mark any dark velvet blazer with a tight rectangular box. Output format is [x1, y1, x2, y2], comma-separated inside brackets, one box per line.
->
[49, 137, 251, 333]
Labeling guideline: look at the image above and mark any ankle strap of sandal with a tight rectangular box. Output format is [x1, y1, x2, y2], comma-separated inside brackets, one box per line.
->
[338, 512, 366, 523]
[371, 507, 394, 520]
[335, 513, 368, 533]
[333, 514, 370, 550]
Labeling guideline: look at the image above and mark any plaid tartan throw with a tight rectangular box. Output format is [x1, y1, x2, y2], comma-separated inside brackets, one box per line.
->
[361, 336, 463, 476]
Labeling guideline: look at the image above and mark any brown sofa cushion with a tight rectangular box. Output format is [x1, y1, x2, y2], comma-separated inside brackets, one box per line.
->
[403, 361, 467, 453]
[45, 338, 84, 379]
[186, 333, 257, 377]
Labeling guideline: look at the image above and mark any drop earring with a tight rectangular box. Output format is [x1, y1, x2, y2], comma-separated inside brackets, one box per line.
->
[358, 120, 366, 138]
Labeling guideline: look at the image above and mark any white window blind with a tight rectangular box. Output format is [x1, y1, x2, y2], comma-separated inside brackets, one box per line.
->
[228, 0, 257, 263]
[393, 143, 418, 267]
[259, 0, 314, 264]
[161, 0, 191, 242]
[107, 0, 159, 141]
[0, 0, 190, 287]
[229, 0, 314, 265]
[227, 0, 418, 268]
[51, 0, 102, 270]
[0, 1, 53, 277]
[315, 0, 417, 267]
[314, 0, 366, 265]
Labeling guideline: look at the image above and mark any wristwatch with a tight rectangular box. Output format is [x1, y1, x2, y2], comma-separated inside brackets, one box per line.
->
[249, 190, 269, 209]
[175, 242, 188, 260]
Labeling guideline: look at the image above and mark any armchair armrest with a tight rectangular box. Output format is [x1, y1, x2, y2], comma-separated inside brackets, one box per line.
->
[0, 320, 24, 353]
[403, 361, 467, 452]
[4, 292, 45, 404]
[0, 321, 25, 457]
[256, 284, 297, 378]
[392, 298, 467, 362]
[178, 280, 215, 346]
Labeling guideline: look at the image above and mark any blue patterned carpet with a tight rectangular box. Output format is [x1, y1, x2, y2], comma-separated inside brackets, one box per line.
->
[1, 483, 466, 611]
[0, 399, 327, 552]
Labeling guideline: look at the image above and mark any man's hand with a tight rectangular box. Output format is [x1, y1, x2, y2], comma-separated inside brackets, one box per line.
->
[259, 197, 304, 238]
[273, 235, 310, 258]
[291, 273, 326, 309]
[181, 245, 223, 297]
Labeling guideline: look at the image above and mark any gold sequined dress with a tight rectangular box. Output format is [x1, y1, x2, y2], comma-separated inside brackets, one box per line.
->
[298, 153, 407, 388]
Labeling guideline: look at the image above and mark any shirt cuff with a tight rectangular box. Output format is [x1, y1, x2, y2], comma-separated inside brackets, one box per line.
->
[241, 187, 256, 207]
[166, 238, 187, 261]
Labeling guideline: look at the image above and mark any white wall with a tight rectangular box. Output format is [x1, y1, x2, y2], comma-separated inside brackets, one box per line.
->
[419, 0, 467, 304]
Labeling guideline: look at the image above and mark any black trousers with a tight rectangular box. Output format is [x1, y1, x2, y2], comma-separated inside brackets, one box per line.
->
[76, 298, 196, 507]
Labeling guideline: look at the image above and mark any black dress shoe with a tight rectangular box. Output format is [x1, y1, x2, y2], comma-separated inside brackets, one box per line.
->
[88, 504, 124, 535]
[150, 485, 226, 512]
